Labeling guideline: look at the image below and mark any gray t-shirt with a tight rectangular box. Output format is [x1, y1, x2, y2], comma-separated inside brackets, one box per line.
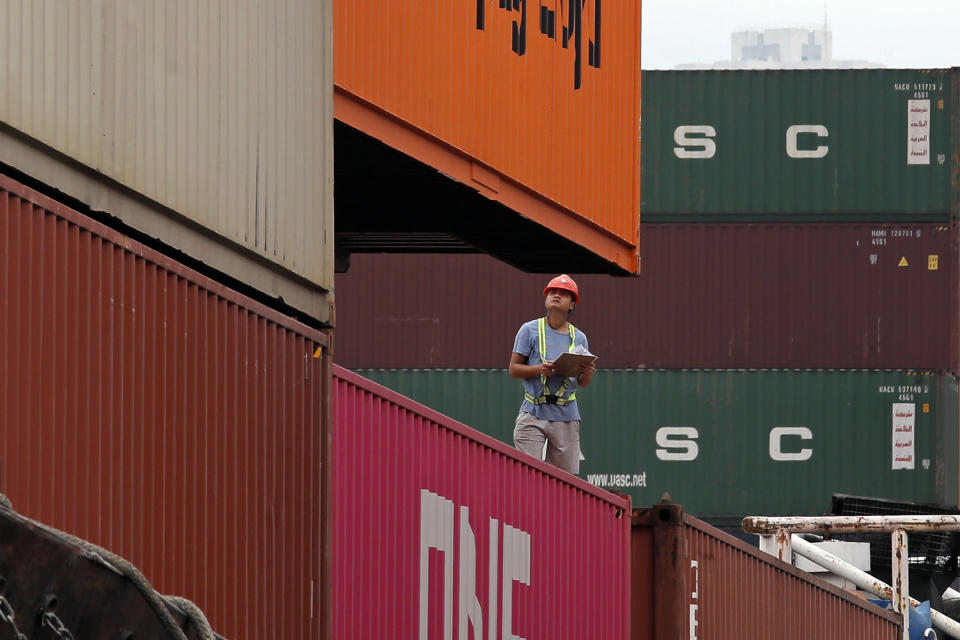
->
[513, 318, 589, 421]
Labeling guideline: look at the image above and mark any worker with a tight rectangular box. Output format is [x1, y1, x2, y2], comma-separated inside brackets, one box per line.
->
[509, 274, 595, 474]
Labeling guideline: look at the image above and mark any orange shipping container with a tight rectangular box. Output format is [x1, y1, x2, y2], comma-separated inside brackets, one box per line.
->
[335, 1, 642, 273]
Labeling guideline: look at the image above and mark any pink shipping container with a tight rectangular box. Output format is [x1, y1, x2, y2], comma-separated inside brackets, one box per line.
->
[632, 501, 901, 639]
[331, 365, 632, 639]
[0, 173, 331, 639]
[335, 222, 958, 370]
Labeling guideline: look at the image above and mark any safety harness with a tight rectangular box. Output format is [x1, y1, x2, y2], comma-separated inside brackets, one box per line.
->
[524, 317, 578, 406]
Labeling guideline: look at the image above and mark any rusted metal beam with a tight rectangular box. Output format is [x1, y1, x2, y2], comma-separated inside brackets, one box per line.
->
[892, 529, 910, 640]
[743, 515, 960, 534]
[652, 500, 687, 640]
[759, 531, 793, 563]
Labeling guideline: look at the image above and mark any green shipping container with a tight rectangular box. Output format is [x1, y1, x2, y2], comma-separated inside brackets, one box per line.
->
[357, 369, 959, 524]
[641, 69, 959, 221]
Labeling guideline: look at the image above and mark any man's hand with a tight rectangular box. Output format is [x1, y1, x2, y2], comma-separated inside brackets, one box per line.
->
[577, 360, 596, 387]
[510, 352, 556, 380]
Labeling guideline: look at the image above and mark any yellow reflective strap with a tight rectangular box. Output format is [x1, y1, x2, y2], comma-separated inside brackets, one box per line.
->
[553, 393, 575, 406]
[538, 317, 548, 358]
[537, 317, 548, 388]
[554, 324, 577, 399]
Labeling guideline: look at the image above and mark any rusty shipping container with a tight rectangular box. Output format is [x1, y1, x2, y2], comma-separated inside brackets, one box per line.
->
[335, 222, 959, 370]
[631, 501, 901, 639]
[334, 0, 642, 274]
[331, 365, 632, 639]
[0, 173, 331, 640]
[641, 68, 960, 221]
[0, 0, 334, 323]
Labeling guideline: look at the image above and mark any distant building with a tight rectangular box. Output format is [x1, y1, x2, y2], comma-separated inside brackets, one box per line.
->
[733, 27, 831, 64]
[675, 25, 883, 70]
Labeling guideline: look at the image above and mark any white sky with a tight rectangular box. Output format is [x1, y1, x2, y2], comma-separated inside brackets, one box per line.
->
[641, 0, 960, 69]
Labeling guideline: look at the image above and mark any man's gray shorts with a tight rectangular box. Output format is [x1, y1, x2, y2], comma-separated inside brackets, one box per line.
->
[513, 410, 581, 475]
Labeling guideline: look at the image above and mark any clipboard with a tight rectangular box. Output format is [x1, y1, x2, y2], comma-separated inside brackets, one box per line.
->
[552, 351, 597, 378]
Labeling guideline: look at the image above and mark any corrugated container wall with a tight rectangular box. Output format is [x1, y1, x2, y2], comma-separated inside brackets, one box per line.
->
[335, 223, 959, 371]
[631, 502, 901, 639]
[331, 366, 631, 639]
[0, 174, 331, 640]
[334, 0, 642, 273]
[355, 369, 960, 525]
[0, 0, 334, 323]
[641, 68, 960, 221]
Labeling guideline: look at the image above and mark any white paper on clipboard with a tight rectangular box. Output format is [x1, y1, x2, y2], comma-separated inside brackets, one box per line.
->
[552, 346, 597, 378]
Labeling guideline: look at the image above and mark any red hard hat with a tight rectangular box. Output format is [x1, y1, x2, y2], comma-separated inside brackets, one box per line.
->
[543, 274, 579, 303]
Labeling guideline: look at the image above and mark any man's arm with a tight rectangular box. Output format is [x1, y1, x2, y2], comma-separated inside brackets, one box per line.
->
[509, 352, 554, 379]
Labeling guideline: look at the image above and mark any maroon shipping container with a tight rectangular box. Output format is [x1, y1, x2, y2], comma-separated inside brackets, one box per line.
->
[632, 501, 901, 639]
[335, 223, 959, 370]
[0, 174, 331, 640]
[331, 365, 632, 639]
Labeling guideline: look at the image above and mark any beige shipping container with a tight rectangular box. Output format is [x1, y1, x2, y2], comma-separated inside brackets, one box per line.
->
[0, 0, 334, 324]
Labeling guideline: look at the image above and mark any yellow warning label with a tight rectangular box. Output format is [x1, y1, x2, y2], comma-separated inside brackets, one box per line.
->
[898, 257, 909, 267]
[938, 99, 945, 110]
[928, 255, 939, 270]
[923, 403, 930, 413]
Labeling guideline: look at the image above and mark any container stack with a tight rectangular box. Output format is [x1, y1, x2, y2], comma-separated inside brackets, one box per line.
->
[335, 68, 960, 528]
[0, 3, 335, 637]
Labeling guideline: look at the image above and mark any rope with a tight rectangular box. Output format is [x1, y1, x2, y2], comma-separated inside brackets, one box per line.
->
[0, 494, 216, 640]
[165, 596, 215, 638]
